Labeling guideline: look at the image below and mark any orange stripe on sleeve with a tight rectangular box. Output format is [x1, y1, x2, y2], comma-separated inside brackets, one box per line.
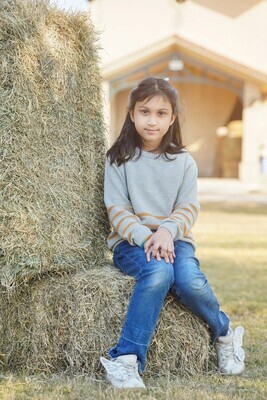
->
[107, 205, 116, 214]
[145, 224, 160, 230]
[108, 205, 134, 215]
[108, 231, 119, 240]
[172, 211, 191, 225]
[122, 221, 138, 237]
[136, 212, 166, 220]
[116, 215, 138, 232]
[110, 210, 126, 225]
[190, 204, 199, 214]
[128, 231, 132, 242]
[180, 206, 197, 221]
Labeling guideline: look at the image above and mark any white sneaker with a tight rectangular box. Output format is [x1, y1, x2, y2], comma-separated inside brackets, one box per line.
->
[216, 326, 245, 375]
[100, 354, 146, 389]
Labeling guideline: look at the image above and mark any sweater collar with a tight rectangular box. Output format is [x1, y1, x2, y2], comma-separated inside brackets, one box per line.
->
[134, 146, 184, 160]
[140, 149, 162, 159]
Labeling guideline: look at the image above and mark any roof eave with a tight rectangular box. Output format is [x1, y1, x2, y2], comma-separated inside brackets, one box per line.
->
[102, 35, 267, 88]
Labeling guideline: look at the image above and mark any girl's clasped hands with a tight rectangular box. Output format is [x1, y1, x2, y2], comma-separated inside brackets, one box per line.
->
[144, 227, 176, 264]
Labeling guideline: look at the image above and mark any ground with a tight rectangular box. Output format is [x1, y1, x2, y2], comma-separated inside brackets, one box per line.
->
[0, 202, 266, 400]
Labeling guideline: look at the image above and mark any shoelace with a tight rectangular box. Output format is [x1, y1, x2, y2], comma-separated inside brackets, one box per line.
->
[108, 360, 140, 381]
[220, 333, 245, 363]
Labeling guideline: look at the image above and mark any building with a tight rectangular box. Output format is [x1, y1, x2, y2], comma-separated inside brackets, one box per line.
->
[59, 0, 267, 182]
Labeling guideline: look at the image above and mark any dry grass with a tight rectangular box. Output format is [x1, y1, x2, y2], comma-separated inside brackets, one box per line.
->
[0, 0, 109, 289]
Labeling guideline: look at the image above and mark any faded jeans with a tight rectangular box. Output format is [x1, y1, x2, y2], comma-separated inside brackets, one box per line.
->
[109, 240, 229, 371]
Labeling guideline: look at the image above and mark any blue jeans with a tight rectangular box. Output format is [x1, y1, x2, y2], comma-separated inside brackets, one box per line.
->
[109, 240, 229, 371]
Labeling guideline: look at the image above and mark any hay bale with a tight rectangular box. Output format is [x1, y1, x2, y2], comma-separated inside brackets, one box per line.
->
[0, 0, 109, 289]
[0, 264, 210, 377]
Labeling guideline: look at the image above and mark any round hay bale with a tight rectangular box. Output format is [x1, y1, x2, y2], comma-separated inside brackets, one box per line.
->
[0, 264, 210, 377]
[0, 0, 109, 289]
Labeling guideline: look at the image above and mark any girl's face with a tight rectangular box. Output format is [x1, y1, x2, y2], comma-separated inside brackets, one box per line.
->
[130, 95, 176, 152]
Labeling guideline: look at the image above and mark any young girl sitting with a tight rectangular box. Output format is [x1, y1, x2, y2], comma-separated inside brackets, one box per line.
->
[100, 77, 245, 389]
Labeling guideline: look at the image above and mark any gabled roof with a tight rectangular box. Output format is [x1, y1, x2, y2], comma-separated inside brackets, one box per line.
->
[102, 35, 267, 86]
[90, 0, 267, 88]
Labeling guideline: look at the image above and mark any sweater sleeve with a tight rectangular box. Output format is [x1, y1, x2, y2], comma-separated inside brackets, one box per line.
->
[104, 158, 153, 247]
[159, 161, 200, 240]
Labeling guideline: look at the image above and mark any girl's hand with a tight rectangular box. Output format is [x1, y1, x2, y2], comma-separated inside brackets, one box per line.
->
[144, 228, 176, 264]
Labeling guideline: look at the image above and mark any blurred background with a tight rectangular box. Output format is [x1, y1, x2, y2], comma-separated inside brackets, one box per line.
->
[54, 0, 267, 198]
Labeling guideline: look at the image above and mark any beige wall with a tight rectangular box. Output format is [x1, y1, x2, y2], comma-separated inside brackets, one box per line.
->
[240, 100, 267, 180]
[176, 83, 238, 176]
[111, 90, 129, 141]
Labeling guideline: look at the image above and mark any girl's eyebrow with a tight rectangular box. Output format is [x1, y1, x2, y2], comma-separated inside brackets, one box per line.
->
[138, 105, 169, 111]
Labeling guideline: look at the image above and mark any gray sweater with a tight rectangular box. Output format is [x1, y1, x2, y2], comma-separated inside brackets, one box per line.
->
[104, 148, 200, 251]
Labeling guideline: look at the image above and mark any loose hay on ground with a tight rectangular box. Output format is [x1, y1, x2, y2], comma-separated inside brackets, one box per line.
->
[0, 264, 210, 377]
[0, 0, 109, 289]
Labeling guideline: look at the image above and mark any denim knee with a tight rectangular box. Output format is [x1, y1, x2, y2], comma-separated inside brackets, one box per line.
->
[186, 275, 208, 292]
[140, 260, 174, 293]
[173, 260, 208, 297]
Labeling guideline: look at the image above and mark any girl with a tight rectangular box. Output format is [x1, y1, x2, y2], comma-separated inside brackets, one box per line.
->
[100, 77, 245, 389]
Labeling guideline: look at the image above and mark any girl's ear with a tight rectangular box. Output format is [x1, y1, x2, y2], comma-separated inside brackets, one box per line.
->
[170, 114, 176, 126]
[129, 110, 135, 122]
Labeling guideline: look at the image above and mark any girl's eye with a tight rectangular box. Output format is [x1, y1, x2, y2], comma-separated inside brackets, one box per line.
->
[158, 111, 166, 116]
[140, 109, 148, 114]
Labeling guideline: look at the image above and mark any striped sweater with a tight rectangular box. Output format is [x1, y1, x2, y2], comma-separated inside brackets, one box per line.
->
[104, 148, 200, 251]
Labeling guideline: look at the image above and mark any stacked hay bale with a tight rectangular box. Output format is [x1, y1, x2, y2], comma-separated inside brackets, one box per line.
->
[0, 0, 211, 377]
[0, 0, 109, 289]
[0, 266, 210, 377]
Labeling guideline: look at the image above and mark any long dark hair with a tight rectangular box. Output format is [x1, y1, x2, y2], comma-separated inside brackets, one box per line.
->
[107, 77, 185, 165]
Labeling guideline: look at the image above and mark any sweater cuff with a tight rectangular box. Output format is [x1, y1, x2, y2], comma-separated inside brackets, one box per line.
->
[159, 222, 180, 240]
[132, 225, 153, 247]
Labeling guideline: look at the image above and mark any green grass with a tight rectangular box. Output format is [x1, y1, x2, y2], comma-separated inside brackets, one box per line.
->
[0, 202, 267, 400]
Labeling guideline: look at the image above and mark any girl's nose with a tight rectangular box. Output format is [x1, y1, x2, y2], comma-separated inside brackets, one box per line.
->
[148, 115, 157, 126]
